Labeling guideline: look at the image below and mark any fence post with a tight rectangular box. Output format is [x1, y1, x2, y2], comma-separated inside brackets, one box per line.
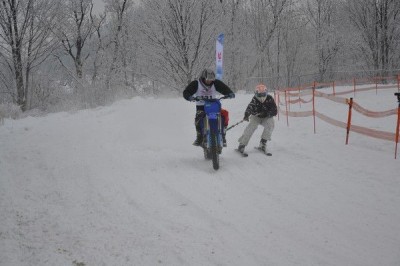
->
[375, 77, 378, 95]
[397, 74, 400, 92]
[298, 86, 301, 108]
[346, 98, 353, 145]
[313, 81, 316, 134]
[275, 91, 280, 121]
[332, 81, 336, 96]
[353, 78, 356, 98]
[395, 93, 400, 159]
[285, 90, 289, 127]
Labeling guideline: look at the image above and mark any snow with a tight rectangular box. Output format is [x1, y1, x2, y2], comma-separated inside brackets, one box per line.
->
[1, 87, 399, 266]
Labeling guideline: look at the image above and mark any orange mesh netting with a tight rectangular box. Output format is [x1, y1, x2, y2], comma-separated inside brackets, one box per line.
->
[352, 102, 397, 118]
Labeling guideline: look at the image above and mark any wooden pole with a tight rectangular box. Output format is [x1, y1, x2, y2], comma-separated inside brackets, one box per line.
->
[346, 98, 353, 145]
[313, 81, 316, 134]
[275, 91, 280, 121]
[285, 90, 289, 127]
[397, 74, 400, 92]
[298, 87, 301, 108]
[395, 93, 400, 159]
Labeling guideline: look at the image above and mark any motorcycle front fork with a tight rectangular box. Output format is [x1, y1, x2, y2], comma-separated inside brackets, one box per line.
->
[203, 115, 222, 149]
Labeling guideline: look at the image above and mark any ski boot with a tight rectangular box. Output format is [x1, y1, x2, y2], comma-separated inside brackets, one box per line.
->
[259, 139, 267, 153]
[238, 144, 245, 153]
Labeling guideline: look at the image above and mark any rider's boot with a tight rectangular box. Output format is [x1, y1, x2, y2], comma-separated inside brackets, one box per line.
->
[222, 128, 227, 147]
[193, 132, 203, 146]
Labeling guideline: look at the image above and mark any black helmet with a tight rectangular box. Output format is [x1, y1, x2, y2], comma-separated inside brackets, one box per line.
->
[199, 68, 216, 82]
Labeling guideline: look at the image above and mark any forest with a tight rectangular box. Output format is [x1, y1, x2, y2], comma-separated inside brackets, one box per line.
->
[0, 0, 399, 114]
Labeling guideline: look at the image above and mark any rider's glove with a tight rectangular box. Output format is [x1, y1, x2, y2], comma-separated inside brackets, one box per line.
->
[188, 96, 195, 101]
[228, 93, 235, 99]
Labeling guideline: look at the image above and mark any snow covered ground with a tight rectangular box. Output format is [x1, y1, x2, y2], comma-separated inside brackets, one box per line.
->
[0, 86, 399, 266]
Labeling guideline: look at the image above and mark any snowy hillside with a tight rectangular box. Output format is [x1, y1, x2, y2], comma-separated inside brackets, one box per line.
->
[0, 88, 399, 266]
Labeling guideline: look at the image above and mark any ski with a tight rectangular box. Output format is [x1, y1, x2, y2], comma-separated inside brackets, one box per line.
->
[254, 147, 272, 156]
[235, 149, 248, 157]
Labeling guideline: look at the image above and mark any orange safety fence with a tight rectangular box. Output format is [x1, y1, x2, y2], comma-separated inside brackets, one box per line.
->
[277, 96, 398, 140]
[275, 75, 400, 158]
[326, 85, 393, 97]
[278, 108, 395, 142]
[300, 98, 314, 104]
[352, 102, 397, 118]
[277, 94, 286, 106]
[315, 111, 347, 129]
[280, 110, 313, 117]
[348, 124, 395, 142]
[287, 97, 314, 105]
[314, 91, 347, 104]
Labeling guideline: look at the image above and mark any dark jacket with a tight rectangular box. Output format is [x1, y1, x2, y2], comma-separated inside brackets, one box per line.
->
[183, 79, 233, 100]
[244, 95, 277, 119]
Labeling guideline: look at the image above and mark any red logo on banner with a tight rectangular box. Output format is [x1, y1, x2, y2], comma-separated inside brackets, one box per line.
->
[217, 52, 222, 60]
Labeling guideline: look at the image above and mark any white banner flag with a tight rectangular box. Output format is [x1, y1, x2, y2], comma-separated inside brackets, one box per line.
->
[216, 33, 224, 80]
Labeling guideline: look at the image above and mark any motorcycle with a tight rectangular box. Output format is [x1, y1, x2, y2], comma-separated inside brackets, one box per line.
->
[194, 96, 230, 170]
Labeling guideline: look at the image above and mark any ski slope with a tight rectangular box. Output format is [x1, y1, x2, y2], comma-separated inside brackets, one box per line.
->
[0, 88, 399, 266]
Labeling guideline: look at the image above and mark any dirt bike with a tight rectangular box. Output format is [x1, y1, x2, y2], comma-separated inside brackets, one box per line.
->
[195, 96, 230, 170]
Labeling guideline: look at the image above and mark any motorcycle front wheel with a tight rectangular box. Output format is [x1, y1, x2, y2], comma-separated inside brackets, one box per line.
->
[210, 132, 219, 170]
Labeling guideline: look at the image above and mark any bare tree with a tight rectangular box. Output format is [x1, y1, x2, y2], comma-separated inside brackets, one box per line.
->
[24, 0, 60, 109]
[139, 0, 219, 90]
[104, 0, 131, 92]
[89, 9, 106, 85]
[347, 0, 400, 76]
[304, 0, 341, 82]
[0, 0, 59, 110]
[280, 0, 307, 87]
[246, 0, 289, 79]
[0, 0, 33, 110]
[221, 0, 247, 90]
[54, 0, 95, 79]
[0, 48, 15, 102]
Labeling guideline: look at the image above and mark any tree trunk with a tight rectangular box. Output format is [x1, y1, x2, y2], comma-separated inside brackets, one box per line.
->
[13, 49, 26, 110]
[10, 4, 26, 110]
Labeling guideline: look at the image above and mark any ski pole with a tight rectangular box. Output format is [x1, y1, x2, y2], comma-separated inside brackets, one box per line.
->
[226, 119, 245, 131]
[226, 113, 263, 131]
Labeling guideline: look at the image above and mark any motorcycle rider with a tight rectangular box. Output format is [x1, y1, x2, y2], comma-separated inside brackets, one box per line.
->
[183, 68, 235, 146]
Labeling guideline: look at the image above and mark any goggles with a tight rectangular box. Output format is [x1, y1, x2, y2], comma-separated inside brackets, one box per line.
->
[256, 92, 267, 97]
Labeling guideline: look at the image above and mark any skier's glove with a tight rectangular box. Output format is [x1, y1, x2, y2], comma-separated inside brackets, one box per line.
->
[228, 93, 235, 99]
[243, 114, 249, 121]
[188, 96, 195, 101]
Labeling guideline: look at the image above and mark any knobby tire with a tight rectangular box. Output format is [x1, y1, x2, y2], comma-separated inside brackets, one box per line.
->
[211, 132, 219, 170]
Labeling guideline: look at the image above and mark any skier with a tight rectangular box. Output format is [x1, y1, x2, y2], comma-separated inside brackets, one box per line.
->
[183, 68, 235, 146]
[237, 84, 277, 154]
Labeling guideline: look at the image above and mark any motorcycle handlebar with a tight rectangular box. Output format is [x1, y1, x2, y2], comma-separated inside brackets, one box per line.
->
[192, 96, 229, 102]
